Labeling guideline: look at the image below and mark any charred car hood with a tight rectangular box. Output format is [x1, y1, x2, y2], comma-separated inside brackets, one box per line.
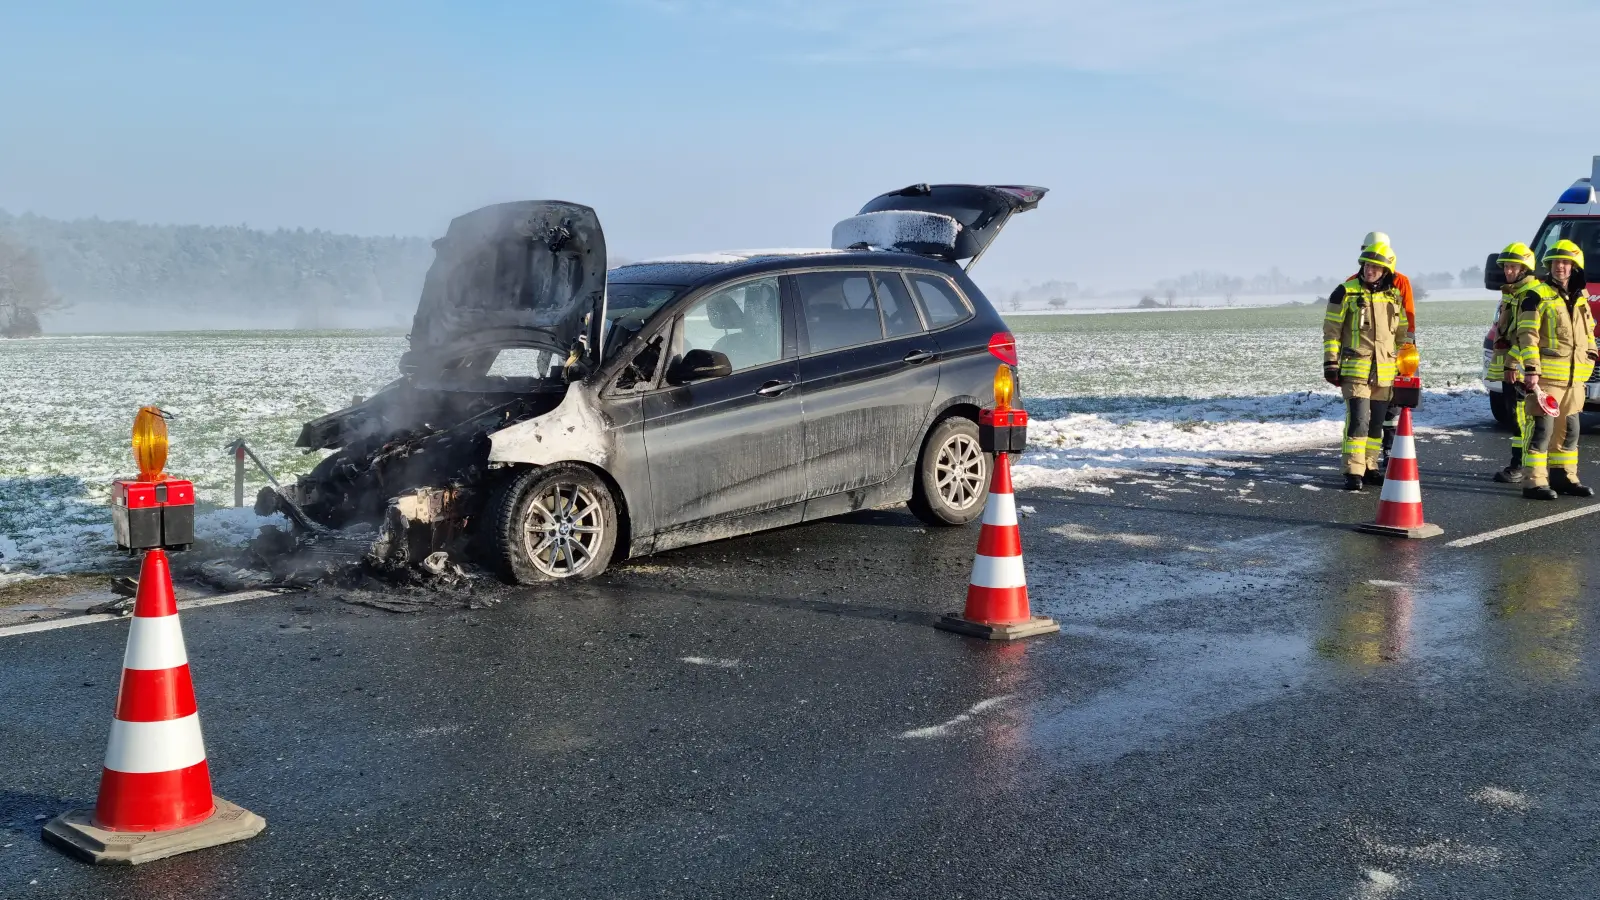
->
[400, 201, 607, 375]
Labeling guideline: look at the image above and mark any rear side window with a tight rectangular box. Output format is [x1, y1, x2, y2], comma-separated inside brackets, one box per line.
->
[873, 272, 924, 338]
[795, 270, 885, 353]
[909, 274, 972, 328]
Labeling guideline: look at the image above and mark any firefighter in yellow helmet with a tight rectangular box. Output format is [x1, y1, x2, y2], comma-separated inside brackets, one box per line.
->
[1490, 242, 1543, 483]
[1324, 241, 1406, 490]
[1514, 239, 1597, 499]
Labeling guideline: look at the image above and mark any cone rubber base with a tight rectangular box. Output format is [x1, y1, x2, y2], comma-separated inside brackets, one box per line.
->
[43, 796, 264, 865]
[936, 614, 1060, 641]
[1355, 522, 1443, 540]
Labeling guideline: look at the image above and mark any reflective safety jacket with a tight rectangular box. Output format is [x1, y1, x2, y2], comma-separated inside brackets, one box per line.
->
[1514, 279, 1597, 387]
[1324, 277, 1405, 385]
[1489, 275, 1549, 381]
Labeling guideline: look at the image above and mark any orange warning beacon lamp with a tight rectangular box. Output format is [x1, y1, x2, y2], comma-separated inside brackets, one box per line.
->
[979, 337, 1026, 454]
[113, 406, 195, 553]
[131, 405, 169, 482]
[1392, 342, 1422, 409]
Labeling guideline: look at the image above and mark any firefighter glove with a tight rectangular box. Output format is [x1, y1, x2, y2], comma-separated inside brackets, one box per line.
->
[1525, 373, 1540, 390]
[1323, 363, 1341, 386]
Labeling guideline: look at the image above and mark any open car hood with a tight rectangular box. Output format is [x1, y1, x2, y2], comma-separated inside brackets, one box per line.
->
[400, 201, 607, 376]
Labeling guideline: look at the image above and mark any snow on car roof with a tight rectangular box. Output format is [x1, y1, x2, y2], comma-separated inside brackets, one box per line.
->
[635, 248, 845, 264]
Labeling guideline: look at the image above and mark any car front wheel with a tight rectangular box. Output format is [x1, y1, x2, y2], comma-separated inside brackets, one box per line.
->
[908, 417, 991, 526]
[489, 464, 619, 584]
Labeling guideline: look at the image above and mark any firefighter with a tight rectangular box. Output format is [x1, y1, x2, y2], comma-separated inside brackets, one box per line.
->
[1490, 242, 1543, 482]
[1324, 241, 1405, 490]
[1514, 239, 1598, 499]
[1358, 232, 1416, 472]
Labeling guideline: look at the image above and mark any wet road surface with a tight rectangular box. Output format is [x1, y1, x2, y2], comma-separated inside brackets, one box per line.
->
[5, 421, 1600, 898]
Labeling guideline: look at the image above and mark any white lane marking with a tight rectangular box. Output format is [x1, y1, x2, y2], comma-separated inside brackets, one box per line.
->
[981, 493, 1016, 526]
[123, 614, 189, 671]
[1470, 786, 1534, 812]
[1446, 503, 1600, 548]
[1360, 836, 1503, 866]
[680, 656, 739, 669]
[898, 694, 1016, 739]
[0, 613, 121, 638]
[1366, 579, 1406, 588]
[105, 713, 207, 773]
[969, 554, 1027, 589]
[0, 589, 290, 640]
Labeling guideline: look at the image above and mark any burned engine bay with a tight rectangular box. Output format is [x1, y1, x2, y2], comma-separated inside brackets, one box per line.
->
[237, 199, 611, 586]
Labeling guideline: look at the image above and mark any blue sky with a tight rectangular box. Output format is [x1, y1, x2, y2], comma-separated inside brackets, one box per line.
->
[2, 0, 1598, 292]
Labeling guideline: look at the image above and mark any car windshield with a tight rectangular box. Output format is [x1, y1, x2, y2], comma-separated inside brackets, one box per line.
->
[1533, 218, 1600, 282]
[604, 282, 684, 359]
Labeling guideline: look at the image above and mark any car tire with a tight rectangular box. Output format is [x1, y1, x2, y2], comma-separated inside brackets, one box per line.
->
[488, 464, 618, 584]
[1489, 387, 1515, 432]
[908, 417, 991, 527]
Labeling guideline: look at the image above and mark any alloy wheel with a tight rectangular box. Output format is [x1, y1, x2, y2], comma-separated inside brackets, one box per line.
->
[935, 433, 986, 511]
[521, 482, 606, 578]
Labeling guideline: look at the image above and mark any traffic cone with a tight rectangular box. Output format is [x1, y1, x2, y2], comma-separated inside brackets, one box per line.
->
[43, 549, 265, 865]
[1356, 407, 1443, 539]
[937, 452, 1060, 640]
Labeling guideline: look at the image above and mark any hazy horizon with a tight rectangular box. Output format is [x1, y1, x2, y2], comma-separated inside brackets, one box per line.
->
[4, 1, 1599, 303]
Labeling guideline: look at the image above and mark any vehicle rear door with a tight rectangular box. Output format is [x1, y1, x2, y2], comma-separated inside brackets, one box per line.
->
[792, 268, 940, 501]
[855, 184, 1047, 267]
[640, 276, 807, 537]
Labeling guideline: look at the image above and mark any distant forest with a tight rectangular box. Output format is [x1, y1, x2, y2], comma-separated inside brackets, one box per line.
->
[0, 209, 433, 330]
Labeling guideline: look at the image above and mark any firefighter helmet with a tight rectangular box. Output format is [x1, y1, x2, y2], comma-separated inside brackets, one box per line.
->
[1358, 242, 1396, 273]
[1497, 242, 1537, 272]
[1543, 239, 1585, 270]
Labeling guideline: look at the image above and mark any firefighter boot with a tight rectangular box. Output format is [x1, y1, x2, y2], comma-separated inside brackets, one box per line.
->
[1523, 485, 1558, 501]
[1550, 470, 1595, 497]
[1376, 423, 1396, 472]
[1342, 474, 1364, 492]
[1494, 448, 1526, 484]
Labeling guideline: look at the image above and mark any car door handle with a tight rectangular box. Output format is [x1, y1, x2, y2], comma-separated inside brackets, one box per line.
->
[756, 380, 795, 397]
[903, 349, 936, 364]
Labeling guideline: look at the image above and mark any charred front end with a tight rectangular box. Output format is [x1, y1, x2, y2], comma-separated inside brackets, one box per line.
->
[268, 200, 608, 567]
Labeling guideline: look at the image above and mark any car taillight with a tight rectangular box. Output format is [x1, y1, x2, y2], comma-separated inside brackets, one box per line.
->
[988, 332, 1018, 366]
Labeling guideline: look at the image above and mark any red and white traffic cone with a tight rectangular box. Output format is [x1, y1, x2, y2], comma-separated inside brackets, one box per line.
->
[1356, 407, 1443, 539]
[937, 452, 1060, 640]
[43, 550, 265, 865]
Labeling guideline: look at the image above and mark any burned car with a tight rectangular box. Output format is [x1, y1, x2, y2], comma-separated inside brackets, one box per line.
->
[271, 184, 1046, 582]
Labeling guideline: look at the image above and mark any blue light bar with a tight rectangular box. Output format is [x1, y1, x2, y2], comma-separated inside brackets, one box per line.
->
[1559, 183, 1595, 204]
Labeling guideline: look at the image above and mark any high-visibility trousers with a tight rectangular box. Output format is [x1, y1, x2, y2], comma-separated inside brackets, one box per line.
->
[1342, 381, 1392, 475]
[1524, 382, 1585, 487]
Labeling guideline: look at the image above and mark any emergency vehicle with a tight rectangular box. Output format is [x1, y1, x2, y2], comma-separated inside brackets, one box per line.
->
[1483, 156, 1600, 429]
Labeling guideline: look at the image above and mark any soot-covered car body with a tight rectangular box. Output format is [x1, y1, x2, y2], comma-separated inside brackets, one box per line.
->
[274, 184, 1046, 582]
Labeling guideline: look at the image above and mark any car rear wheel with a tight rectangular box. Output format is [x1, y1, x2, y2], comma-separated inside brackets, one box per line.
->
[1489, 387, 1516, 432]
[489, 464, 618, 584]
[908, 417, 991, 526]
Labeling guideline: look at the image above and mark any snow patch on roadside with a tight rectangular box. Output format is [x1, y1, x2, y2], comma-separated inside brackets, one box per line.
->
[1, 506, 286, 577]
[1470, 786, 1533, 812]
[1013, 387, 1487, 491]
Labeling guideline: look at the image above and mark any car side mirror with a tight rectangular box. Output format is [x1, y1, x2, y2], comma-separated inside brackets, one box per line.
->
[1483, 251, 1506, 291]
[668, 348, 733, 384]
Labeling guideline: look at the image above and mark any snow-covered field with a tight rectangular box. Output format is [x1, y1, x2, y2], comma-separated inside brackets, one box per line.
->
[0, 301, 1500, 578]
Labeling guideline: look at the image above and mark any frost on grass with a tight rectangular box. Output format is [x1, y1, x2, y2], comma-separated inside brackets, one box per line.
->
[0, 331, 403, 576]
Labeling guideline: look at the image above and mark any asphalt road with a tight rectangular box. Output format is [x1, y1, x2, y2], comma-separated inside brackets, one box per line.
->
[5, 421, 1600, 898]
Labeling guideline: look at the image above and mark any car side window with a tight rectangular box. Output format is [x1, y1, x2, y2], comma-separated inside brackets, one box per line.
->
[678, 277, 783, 373]
[909, 274, 972, 328]
[795, 270, 886, 353]
[873, 272, 924, 338]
